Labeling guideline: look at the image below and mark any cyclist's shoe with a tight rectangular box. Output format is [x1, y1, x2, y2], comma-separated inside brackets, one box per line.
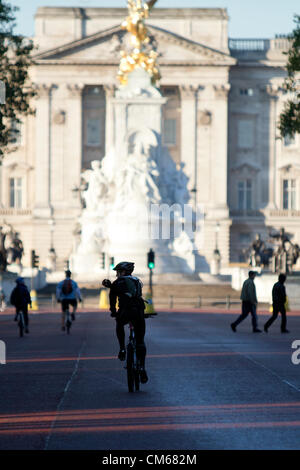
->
[71, 313, 75, 321]
[25, 328, 29, 334]
[62, 326, 66, 331]
[140, 368, 148, 384]
[118, 349, 126, 361]
[66, 320, 72, 328]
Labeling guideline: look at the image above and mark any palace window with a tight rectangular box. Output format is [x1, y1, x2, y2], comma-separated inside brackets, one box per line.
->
[86, 118, 102, 146]
[239, 232, 251, 244]
[238, 179, 252, 210]
[9, 120, 22, 146]
[9, 177, 23, 208]
[237, 119, 255, 149]
[240, 88, 254, 96]
[283, 134, 296, 147]
[283, 179, 296, 210]
[163, 119, 177, 146]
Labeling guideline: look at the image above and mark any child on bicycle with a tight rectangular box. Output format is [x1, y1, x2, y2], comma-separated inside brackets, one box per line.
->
[10, 277, 32, 333]
[102, 261, 148, 384]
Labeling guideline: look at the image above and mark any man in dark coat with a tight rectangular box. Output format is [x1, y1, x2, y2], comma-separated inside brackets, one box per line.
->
[231, 271, 261, 333]
[264, 274, 289, 333]
[10, 277, 32, 333]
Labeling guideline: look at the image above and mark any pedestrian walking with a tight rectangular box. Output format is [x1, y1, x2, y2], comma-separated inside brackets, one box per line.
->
[231, 271, 262, 333]
[10, 277, 32, 333]
[264, 274, 289, 333]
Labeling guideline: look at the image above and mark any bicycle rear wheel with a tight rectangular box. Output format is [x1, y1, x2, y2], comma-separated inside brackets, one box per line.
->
[126, 343, 134, 392]
[134, 368, 140, 391]
[18, 314, 24, 338]
[66, 310, 72, 334]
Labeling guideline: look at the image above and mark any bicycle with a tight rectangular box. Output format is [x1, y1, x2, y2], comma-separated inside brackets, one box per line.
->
[63, 307, 72, 334]
[125, 313, 155, 393]
[126, 322, 141, 393]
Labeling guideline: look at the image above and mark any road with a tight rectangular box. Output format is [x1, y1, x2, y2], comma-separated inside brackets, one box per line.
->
[0, 308, 300, 450]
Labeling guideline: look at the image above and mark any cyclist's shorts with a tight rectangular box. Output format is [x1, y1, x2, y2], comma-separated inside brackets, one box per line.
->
[62, 299, 77, 312]
[117, 307, 145, 325]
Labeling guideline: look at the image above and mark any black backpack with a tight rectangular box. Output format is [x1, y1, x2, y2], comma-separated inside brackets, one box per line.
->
[124, 277, 145, 311]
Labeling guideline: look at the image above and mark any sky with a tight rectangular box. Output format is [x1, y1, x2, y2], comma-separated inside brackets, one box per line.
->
[12, 0, 300, 39]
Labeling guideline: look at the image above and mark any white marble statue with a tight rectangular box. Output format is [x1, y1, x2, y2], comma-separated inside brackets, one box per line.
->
[170, 230, 195, 271]
[71, 67, 195, 276]
[81, 160, 109, 214]
[174, 163, 190, 206]
[115, 131, 161, 209]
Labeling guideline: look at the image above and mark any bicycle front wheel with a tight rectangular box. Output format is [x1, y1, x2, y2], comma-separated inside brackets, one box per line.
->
[126, 343, 134, 393]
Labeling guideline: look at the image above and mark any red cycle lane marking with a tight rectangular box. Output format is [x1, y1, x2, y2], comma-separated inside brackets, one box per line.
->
[5, 350, 290, 364]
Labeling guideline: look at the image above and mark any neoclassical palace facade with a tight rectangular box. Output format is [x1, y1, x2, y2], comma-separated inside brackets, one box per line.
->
[2, 7, 299, 270]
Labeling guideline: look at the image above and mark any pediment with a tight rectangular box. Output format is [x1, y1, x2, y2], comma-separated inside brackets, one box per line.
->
[34, 25, 236, 66]
[231, 162, 261, 174]
[279, 163, 300, 174]
[3, 159, 33, 172]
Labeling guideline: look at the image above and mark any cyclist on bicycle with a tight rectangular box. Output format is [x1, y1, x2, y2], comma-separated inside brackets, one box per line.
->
[102, 261, 148, 384]
[10, 277, 32, 333]
[56, 270, 82, 331]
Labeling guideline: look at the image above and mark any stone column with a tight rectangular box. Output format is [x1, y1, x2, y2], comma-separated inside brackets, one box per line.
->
[260, 85, 281, 210]
[204, 83, 231, 267]
[33, 84, 54, 218]
[210, 83, 231, 217]
[104, 85, 116, 156]
[180, 85, 199, 201]
[65, 84, 84, 210]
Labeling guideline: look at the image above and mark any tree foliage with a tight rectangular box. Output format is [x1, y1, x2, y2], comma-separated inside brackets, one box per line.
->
[0, 0, 36, 160]
[279, 15, 300, 138]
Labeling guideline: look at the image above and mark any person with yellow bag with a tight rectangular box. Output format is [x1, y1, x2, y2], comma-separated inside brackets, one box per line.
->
[264, 274, 290, 333]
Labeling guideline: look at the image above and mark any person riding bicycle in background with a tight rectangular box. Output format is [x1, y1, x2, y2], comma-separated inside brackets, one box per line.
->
[56, 270, 82, 331]
[10, 277, 32, 334]
[102, 261, 148, 384]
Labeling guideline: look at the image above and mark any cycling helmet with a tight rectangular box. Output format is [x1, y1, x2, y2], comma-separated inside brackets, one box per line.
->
[113, 261, 134, 275]
[16, 277, 25, 284]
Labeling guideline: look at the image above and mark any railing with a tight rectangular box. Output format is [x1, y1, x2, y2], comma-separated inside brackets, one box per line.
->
[229, 38, 290, 54]
[0, 209, 32, 216]
[230, 210, 263, 218]
[269, 209, 300, 218]
[165, 295, 239, 309]
[36, 294, 241, 310]
[229, 39, 269, 51]
[270, 37, 290, 50]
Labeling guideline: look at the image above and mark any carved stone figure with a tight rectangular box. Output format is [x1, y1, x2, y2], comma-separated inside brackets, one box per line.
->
[0, 224, 24, 270]
[249, 233, 265, 267]
[8, 232, 24, 264]
[174, 163, 190, 206]
[270, 227, 299, 274]
[81, 160, 109, 213]
[244, 233, 273, 268]
[115, 131, 161, 209]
